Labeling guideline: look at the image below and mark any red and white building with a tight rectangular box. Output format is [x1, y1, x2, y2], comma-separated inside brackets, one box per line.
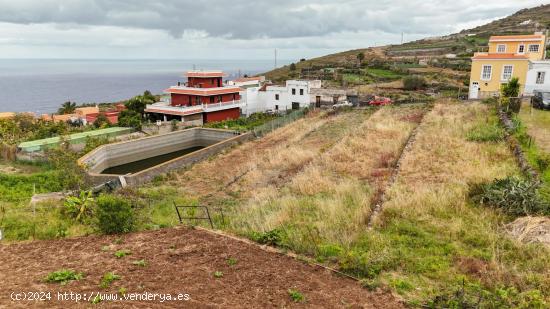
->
[145, 71, 243, 124]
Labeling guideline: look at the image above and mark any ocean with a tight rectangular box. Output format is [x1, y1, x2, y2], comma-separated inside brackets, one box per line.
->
[0, 59, 284, 114]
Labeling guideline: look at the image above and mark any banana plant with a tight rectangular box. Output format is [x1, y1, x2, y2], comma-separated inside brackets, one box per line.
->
[64, 190, 94, 222]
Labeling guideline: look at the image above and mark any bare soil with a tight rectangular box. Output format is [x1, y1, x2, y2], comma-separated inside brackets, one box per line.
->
[0, 227, 403, 308]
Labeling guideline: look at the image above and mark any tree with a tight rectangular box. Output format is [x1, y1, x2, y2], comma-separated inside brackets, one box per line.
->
[289, 63, 297, 71]
[500, 77, 520, 98]
[93, 113, 110, 128]
[125, 91, 155, 115]
[500, 77, 521, 113]
[357, 52, 365, 66]
[118, 110, 142, 130]
[58, 101, 77, 115]
[403, 75, 427, 90]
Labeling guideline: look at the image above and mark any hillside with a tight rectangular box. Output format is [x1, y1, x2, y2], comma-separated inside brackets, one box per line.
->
[264, 4, 550, 85]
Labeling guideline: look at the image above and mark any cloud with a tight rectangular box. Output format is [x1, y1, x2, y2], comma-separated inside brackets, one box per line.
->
[0, 0, 546, 59]
[0, 0, 545, 40]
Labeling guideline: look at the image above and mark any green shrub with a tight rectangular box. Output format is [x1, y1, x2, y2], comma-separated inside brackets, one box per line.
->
[251, 228, 283, 246]
[288, 289, 305, 303]
[45, 269, 83, 285]
[469, 177, 550, 216]
[132, 259, 147, 267]
[535, 153, 550, 172]
[227, 258, 238, 266]
[95, 195, 134, 234]
[114, 249, 131, 258]
[100, 272, 120, 288]
[402, 75, 427, 90]
[466, 123, 504, 142]
[428, 282, 547, 308]
[481, 97, 498, 105]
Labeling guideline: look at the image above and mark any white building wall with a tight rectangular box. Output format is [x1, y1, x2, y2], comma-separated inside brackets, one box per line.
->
[286, 80, 311, 108]
[262, 86, 290, 112]
[240, 87, 266, 117]
[525, 61, 550, 95]
[242, 80, 322, 115]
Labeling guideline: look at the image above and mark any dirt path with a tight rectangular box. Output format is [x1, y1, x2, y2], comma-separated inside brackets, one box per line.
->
[0, 227, 403, 308]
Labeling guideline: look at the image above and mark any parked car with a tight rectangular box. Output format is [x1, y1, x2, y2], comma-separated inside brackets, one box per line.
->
[531, 90, 550, 110]
[369, 96, 392, 106]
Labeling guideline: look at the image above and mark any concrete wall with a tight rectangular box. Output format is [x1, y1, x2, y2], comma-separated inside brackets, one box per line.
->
[124, 132, 253, 186]
[79, 128, 253, 186]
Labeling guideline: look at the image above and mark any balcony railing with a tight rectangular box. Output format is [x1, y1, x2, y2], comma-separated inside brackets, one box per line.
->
[145, 100, 243, 116]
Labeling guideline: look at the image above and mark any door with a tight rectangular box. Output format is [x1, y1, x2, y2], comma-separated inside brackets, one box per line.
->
[315, 96, 321, 108]
[292, 102, 300, 110]
[469, 82, 479, 99]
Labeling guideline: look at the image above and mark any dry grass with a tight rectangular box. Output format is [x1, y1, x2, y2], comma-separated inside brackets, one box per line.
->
[369, 102, 550, 305]
[227, 106, 422, 253]
[519, 102, 550, 153]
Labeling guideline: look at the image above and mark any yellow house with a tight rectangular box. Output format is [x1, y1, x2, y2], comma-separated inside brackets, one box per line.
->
[469, 32, 546, 99]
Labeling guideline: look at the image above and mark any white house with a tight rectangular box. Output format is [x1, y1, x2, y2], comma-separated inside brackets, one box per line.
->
[525, 61, 550, 95]
[237, 79, 322, 115]
[258, 80, 322, 113]
[227, 76, 265, 88]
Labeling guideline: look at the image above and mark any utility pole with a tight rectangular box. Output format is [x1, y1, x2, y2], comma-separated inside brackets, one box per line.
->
[274, 49, 278, 69]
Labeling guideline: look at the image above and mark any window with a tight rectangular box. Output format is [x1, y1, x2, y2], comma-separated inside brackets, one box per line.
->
[528, 44, 540, 53]
[501, 65, 513, 81]
[292, 88, 296, 95]
[497, 44, 506, 53]
[275, 105, 279, 110]
[300, 89, 304, 95]
[481, 65, 492, 80]
[518, 44, 525, 53]
[275, 94, 279, 100]
[536, 72, 546, 84]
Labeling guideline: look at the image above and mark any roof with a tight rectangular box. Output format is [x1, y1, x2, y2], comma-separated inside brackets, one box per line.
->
[144, 107, 203, 116]
[233, 77, 262, 83]
[52, 114, 77, 122]
[472, 53, 530, 60]
[18, 127, 133, 151]
[185, 71, 225, 78]
[0, 112, 16, 120]
[75, 106, 99, 116]
[165, 86, 242, 96]
[489, 34, 545, 42]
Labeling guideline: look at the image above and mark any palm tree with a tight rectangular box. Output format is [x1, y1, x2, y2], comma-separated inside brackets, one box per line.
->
[58, 101, 76, 114]
[501, 77, 520, 98]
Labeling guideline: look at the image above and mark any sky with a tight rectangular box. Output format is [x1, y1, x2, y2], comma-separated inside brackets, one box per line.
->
[0, 0, 547, 61]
